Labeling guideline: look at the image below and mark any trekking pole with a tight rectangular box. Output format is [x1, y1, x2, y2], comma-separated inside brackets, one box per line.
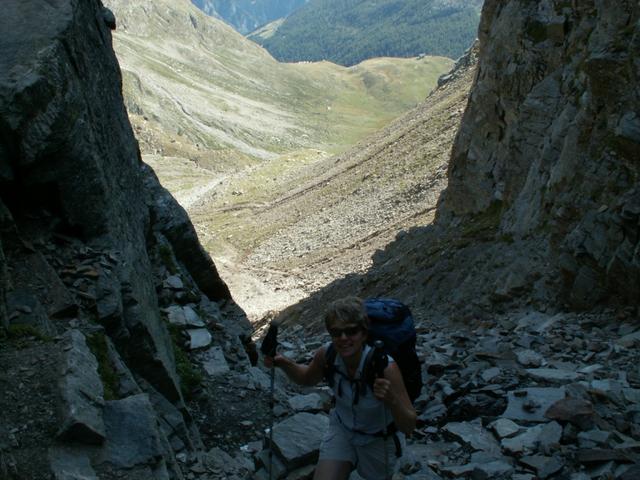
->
[372, 340, 390, 480]
[260, 322, 279, 480]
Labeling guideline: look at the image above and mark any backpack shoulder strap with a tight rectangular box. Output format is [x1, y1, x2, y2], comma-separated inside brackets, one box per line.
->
[324, 343, 337, 388]
[361, 345, 380, 391]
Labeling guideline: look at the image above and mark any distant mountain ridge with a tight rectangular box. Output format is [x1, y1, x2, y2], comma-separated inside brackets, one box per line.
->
[191, 0, 308, 34]
[249, 0, 483, 66]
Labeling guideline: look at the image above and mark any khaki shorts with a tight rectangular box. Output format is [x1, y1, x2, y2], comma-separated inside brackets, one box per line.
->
[318, 415, 404, 480]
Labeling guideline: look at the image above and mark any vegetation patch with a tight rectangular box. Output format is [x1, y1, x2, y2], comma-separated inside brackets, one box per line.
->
[86, 332, 120, 401]
[167, 323, 202, 400]
[0, 325, 51, 348]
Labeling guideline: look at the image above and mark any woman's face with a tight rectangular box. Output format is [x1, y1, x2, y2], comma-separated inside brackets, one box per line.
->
[328, 323, 367, 360]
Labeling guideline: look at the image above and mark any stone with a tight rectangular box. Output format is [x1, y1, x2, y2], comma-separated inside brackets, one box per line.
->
[56, 330, 106, 445]
[545, 397, 595, 429]
[575, 448, 633, 464]
[166, 305, 205, 328]
[7, 289, 56, 336]
[577, 364, 604, 375]
[10, 252, 77, 319]
[186, 328, 212, 350]
[577, 429, 611, 447]
[272, 413, 329, 471]
[525, 368, 580, 383]
[286, 464, 316, 480]
[501, 421, 562, 455]
[488, 419, 520, 440]
[404, 441, 461, 472]
[100, 394, 165, 469]
[617, 331, 640, 348]
[481, 367, 501, 382]
[503, 388, 566, 423]
[516, 349, 544, 367]
[256, 449, 287, 479]
[471, 460, 514, 478]
[442, 420, 501, 455]
[623, 388, 640, 404]
[164, 275, 184, 290]
[619, 465, 640, 480]
[590, 379, 626, 404]
[244, 366, 272, 390]
[49, 446, 98, 480]
[518, 455, 563, 479]
[203, 447, 241, 475]
[202, 346, 230, 376]
[515, 312, 560, 334]
[183, 306, 205, 327]
[288, 393, 325, 412]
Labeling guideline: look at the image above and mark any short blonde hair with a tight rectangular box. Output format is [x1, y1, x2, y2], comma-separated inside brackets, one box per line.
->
[324, 296, 369, 332]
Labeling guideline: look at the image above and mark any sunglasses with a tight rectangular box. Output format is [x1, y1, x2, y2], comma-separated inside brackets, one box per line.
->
[328, 325, 362, 338]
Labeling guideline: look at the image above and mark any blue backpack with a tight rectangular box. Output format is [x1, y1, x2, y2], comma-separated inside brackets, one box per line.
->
[324, 298, 423, 403]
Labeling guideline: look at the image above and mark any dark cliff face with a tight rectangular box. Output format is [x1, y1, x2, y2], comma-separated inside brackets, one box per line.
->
[439, 0, 640, 309]
[0, 0, 231, 401]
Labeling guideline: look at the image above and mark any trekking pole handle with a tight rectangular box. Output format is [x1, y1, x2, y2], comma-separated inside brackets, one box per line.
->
[373, 340, 388, 378]
[260, 322, 279, 357]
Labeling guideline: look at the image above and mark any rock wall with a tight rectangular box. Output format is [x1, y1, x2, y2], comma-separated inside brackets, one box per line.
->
[440, 0, 640, 309]
[0, 0, 245, 478]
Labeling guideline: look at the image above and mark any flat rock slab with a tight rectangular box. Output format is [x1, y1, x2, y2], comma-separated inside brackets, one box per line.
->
[288, 393, 325, 412]
[501, 421, 562, 455]
[515, 312, 560, 334]
[165, 305, 205, 328]
[525, 368, 580, 383]
[440, 459, 514, 478]
[503, 387, 566, 422]
[49, 446, 98, 480]
[186, 328, 212, 350]
[57, 330, 105, 444]
[519, 455, 563, 479]
[490, 418, 522, 438]
[442, 421, 501, 454]
[405, 441, 461, 471]
[272, 412, 329, 471]
[202, 346, 230, 376]
[100, 394, 165, 469]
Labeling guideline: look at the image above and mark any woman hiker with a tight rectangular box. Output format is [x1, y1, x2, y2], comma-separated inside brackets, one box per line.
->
[263, 296, 416, 480]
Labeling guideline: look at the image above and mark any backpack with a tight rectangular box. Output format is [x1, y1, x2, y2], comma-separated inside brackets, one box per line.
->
[324, 298, 423, 403]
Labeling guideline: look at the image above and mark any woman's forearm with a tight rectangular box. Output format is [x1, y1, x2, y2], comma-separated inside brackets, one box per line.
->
[389, 399, 416, 435]
[275, 353, 323, 386]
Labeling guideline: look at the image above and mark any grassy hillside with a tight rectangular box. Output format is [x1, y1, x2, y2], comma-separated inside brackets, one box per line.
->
[105, 0, 453, 168]
[249, 0, 483, 66]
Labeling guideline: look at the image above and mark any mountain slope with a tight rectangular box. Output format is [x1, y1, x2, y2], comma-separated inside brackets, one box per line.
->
[191, 0, 308, 34]
[249, 0, 483, 66]
[180, 48, 478, 319]
[105, 0, 453, 167]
